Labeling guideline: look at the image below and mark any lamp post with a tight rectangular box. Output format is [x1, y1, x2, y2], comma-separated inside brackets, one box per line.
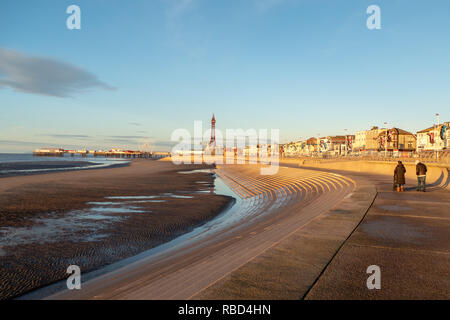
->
[344, 129, 348, 157]
[436, 113, 440, 160]
[317, 133, 320, 157]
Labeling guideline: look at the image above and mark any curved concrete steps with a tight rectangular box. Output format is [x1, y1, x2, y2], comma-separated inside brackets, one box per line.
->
[44, 165, 356, 300]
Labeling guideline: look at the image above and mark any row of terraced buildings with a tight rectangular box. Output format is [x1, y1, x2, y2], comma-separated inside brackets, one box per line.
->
[282, 122, 450, 157]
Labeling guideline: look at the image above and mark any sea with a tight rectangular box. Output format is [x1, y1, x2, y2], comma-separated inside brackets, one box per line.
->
[0, 153, 129, 177]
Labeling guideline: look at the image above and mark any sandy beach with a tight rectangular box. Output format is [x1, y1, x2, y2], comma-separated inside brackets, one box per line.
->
[0, 159, 232, 299]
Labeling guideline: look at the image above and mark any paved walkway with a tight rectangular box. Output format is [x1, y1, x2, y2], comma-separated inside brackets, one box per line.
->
[306, 174, 450, 299]
[196, 164, 449, 300]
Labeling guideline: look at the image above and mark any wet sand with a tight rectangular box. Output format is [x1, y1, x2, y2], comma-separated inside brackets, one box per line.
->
[0, 160, 232, 299]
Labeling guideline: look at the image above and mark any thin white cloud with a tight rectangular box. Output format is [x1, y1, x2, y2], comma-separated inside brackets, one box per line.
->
[0, 48, 116, 97]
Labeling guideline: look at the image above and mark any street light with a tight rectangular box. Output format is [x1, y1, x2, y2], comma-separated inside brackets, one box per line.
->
[317, 133, 320, 157]
[344, 129, 348, 156]
[436, 113, 440, 160]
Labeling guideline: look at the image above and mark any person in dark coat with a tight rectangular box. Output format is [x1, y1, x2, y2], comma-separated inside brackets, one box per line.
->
[394, 161, 406, 192]
[415, 160, 427, 192]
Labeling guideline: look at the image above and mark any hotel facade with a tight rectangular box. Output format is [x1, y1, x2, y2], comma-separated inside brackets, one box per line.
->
[416, 122, 450, 152]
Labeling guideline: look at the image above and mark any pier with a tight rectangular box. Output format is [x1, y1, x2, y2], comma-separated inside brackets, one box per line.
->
[33, 148, 170, 159]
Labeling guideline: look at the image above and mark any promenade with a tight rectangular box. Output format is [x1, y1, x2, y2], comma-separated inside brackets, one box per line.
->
[197, 159, 449, 300]
[18, 159, 449, 300]
[305, 165, 450, 299]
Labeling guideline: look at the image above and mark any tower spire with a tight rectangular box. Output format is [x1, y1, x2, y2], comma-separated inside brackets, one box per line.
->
[210, 114, 216, 146]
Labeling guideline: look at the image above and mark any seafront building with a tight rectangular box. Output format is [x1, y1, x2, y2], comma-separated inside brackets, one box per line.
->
[319, 136, 350, 156]
[280, 120, 450, 159]
[375, 128, 417, 152]
[305, 137, 319, 155]
[416, 122, 449, 152]
[282, 140, 304, 157]
[282, 135, 355, 157]
[353, 126, 385, 152]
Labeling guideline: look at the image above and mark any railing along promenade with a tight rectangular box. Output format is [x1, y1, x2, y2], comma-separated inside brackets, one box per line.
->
[282, 151, 450, 166]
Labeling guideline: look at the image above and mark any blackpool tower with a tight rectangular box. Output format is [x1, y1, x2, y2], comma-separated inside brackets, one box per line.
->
[210, 114, 216, 147]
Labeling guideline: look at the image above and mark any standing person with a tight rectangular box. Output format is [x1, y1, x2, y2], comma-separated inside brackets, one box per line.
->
[416, 160, 427, 192]
[394, 161, 406, 192]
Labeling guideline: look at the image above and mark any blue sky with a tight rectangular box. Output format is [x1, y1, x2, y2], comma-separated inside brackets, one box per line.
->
[1, 0, 449, 152]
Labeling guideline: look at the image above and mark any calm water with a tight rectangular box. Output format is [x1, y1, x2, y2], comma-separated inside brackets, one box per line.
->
[0, 153, 129, 176]
[0, 153, 128, 163]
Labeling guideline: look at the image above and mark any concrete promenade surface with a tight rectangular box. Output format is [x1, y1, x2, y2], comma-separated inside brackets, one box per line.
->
[26, 159, 449, 300]
[196, 160, 449, 300]
[301, 162, 450, 300]
[306, 186, 450, 299]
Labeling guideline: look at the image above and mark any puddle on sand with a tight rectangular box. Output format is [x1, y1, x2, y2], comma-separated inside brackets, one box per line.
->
[106, 194, 194, 200]
[90, 206, 146, 214]
[87, 201, 117, 206]
[82, 214, 117, 220]
[0, 199, 156, 254]
[128, 200, 167, 203]
[106, 196, 160, 200]
[162, 193, 194, 199]
[178, 169, 215, 175]
[0, 210, 124, 253]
